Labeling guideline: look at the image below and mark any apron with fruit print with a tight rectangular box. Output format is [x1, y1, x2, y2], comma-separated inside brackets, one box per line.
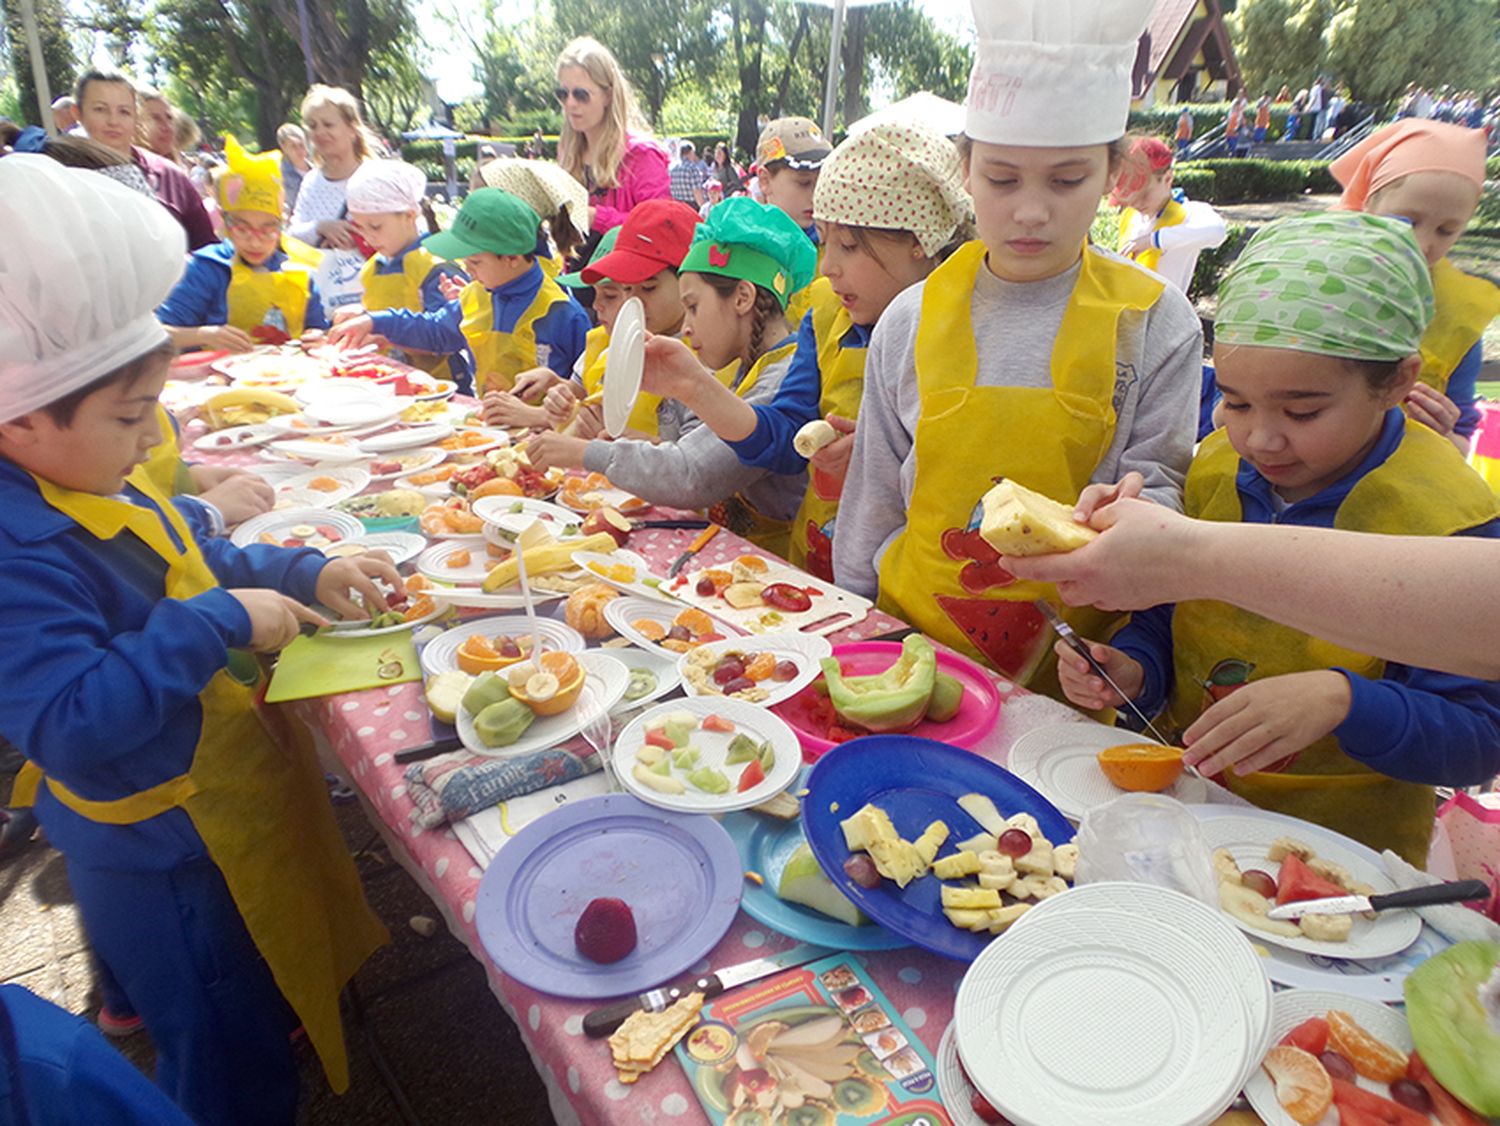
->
[877, 241, 1165, 693]
[788, 281, 867, 582]
[1118, 198, 1186, 274]
[1165, 423, 1499, 865]
[359, 247, 456, 382]
[706, 340, 800, 558]
[17, 469, 387, 1089]
[226, 255, 314, 338]
[1417, 259, 1500, 396]
[460, 275, 572, 395]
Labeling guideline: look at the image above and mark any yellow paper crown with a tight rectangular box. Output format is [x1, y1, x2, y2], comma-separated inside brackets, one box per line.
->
[216, 134, 284, 217]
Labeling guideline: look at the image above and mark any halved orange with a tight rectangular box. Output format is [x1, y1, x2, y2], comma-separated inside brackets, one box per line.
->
[1261, 1045, 1332, 1125]
[509, 651, 585, 715]
[1326, 1010, 1407, 1082]
[1096, 742, 1185, 792]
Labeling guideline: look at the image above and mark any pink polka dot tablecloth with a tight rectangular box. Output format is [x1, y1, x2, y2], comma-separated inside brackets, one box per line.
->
[182, 405, 1108, 1124]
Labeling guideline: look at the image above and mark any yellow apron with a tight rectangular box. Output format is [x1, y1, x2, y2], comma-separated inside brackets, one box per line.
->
[15, 472, 386, 1089]
[876, 240, 1165, 693]
[226, 254, 314, 338]
[460, 274, 573, 395]
[1119, 198, 1187, 274]
[280, 235, 324, 270]
[706, 340, 800, 557]
[1166, 423, 1500, 865]
[788, 280, 866, 581]
[140, 404, 195, 497]
[1417, 259, 1500, 395]
[358, 249, 456, 381]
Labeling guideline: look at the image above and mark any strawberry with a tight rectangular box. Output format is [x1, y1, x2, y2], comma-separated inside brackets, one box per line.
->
[573, 898, 637, 964]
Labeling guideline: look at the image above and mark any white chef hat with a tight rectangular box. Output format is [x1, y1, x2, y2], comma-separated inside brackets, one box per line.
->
[0, 155, 186, 424]
[965, 0, 1157, 147]
[345, 159, 430, 215]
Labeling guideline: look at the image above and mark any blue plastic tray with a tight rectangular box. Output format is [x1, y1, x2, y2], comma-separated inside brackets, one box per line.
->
[802, 736, 1074, 961]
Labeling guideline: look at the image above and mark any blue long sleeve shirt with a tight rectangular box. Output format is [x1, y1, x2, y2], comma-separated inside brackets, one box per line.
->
[1448, 341, 1483, 441]
[1110, 409, 1500, 788]
[726, 309, 872, 475]
[0, 460, 327, 871]
[155, 241, 329, 333]
[365, 239, 474, 388]
[367, 260, 590, 382]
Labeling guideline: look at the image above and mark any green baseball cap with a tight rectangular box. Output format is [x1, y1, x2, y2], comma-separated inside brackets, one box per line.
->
[424, 188, 541, 260]
[678, 196, 817, 309]
[557, 227, 619, 289]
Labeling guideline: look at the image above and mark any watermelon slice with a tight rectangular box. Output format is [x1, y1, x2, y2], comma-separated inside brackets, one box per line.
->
[1275, 853, 1350, 907]
[936, 595, 1049, 683]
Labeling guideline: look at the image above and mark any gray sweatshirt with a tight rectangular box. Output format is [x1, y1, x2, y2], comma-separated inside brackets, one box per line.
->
[582, 344, 808, 520]
[833, 251, 1203, 599]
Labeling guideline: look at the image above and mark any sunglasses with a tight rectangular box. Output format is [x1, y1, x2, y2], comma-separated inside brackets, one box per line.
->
[554, 86, 595, 105]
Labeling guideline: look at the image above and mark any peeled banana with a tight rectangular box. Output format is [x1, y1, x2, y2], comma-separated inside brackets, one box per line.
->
[203, 387, 301, 428]
[978, 479, 1098, 557]
[793, 419, 839, 458]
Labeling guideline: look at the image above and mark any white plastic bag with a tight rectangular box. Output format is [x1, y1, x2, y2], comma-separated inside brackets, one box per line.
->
[1074, 793, 1219, 907]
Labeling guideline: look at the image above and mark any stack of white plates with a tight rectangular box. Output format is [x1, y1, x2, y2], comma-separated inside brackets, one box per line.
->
[953, 882, 1271, 1126]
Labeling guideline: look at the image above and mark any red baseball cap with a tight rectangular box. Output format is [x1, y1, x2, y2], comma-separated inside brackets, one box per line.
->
[581, 199, 701, 285]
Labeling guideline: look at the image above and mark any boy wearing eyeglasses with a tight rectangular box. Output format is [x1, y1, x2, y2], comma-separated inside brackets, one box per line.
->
[156, 136, 329, 353]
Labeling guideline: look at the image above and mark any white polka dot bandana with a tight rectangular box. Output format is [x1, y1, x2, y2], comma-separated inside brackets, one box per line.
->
[812, 121, 972, 256]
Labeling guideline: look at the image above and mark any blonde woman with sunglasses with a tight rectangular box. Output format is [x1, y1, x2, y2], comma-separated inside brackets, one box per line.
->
[553, 37, 671, 235]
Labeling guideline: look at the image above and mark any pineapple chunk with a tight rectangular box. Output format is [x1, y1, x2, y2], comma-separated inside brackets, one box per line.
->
[932, 851, 981, 880]
[986, 903, 1033, 934]
[840, 804, 897, 851]
[868, 838, 926, 887]
[912, 820, 950, 866]
[957, 793, 1007, 836]
[940, 886, 1002, 910]
[943, 908, 990, 929]
[956, 831, 998, 855]
[978, 478, 1097, 557]
[1053, 843, 1079, 881]
[1015, 841, 1054, 878]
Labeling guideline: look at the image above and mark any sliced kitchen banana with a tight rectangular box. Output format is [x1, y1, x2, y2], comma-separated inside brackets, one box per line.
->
[792, 419, 839, 458]
[1218, 880, 1301, 938]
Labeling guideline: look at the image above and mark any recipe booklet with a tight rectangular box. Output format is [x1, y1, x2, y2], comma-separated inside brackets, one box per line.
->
[675, 952, 951, 1125]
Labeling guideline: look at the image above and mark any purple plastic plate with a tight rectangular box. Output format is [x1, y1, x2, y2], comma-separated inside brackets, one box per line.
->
[474, 793, 743, 999]
[772, 641, 1002, 760]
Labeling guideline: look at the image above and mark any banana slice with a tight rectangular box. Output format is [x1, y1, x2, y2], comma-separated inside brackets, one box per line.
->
[1211, 847, 1243, 886]
[1218, 880, 1301, 938]
[1298, 913, 1353, 942]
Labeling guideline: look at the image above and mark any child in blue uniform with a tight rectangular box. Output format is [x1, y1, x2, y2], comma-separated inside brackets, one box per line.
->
[1056, 213, 1500, 864]
[0, 156, 391, 1125]
[329, 188, 590, 397]
[156, 136, 329, 352]
[343, 158, 472, 390]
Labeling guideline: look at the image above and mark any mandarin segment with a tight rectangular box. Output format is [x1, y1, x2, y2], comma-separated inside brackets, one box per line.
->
[1326, 1010, 1408, 1082]
[1262, 1045, 1333, 1125]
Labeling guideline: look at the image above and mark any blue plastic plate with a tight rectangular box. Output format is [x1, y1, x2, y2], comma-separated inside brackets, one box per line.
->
[475, 793, 742, 998]
[720, 769, 909, 952]
[802, 736, 1075, 962]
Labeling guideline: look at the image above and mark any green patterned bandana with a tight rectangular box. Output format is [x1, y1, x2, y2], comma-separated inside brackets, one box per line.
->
[1215, 212, 1433, 361]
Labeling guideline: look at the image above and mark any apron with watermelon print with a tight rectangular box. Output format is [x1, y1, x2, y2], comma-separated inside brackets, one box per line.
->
[876, 240, 1165, 695]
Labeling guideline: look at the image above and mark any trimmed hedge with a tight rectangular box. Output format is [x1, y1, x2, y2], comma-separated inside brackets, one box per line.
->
[1189, 222, 1251, 302]
[1175, 158, 1337, 203]
[1129, 102, 1299, 142]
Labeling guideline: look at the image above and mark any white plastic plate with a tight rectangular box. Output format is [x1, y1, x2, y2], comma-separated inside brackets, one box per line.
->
[1006, 721, 1209, 821]
[602, 297, 644, 436]
[419, 614, 586, 677]
[675, 632, 832, 709]
[455, 651, 629, 757]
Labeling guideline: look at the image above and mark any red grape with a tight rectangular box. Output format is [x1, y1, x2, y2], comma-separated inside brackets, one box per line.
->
[712, 658, 745, 686]
[843, 855, 880, 889]
[1241, 869, 1278, 899]
[666, 625, 691, 641]
[497, 637, 522, 659]
[1319, 1051, 1355, 1082]
[695, 576, 716, 597]
[997, 829, 1033, 858]
[772, 660, 799, 681]
[721, 677, 755, 696]
[1388, 1079, 1432, 1114]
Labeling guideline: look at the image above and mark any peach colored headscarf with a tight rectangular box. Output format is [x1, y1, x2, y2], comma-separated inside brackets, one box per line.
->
[1331, 119, 1488, 211]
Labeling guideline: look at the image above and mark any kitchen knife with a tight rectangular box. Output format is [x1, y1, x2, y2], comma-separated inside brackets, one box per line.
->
[581, 945, 832, 1038]
[1033, 599, 1174, 747]
[632, 519, 712, 531]
[393, 733, 464, 764]
[666, 523, 721, 578]
[1266, 879, 1490, 919]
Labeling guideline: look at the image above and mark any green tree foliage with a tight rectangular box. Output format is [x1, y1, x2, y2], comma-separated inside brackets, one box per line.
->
[865, 0, 972, 105]
[1226, 0, 1334, 97]
[1323, 0, 1498, 104]
[1, 0, 77, 125]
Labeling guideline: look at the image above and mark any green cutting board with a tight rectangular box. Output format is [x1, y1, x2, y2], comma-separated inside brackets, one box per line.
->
[266, 630, 421, 703]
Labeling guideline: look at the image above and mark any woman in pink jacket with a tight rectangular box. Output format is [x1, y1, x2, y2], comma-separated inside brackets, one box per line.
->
[553, 36, 671, 235]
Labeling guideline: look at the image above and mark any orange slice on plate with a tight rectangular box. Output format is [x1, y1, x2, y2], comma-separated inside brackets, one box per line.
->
[1261, 1045, 1333, 1125]
[1326, 1010, 1408, 1082]
[1096, 743, 1185, 792]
